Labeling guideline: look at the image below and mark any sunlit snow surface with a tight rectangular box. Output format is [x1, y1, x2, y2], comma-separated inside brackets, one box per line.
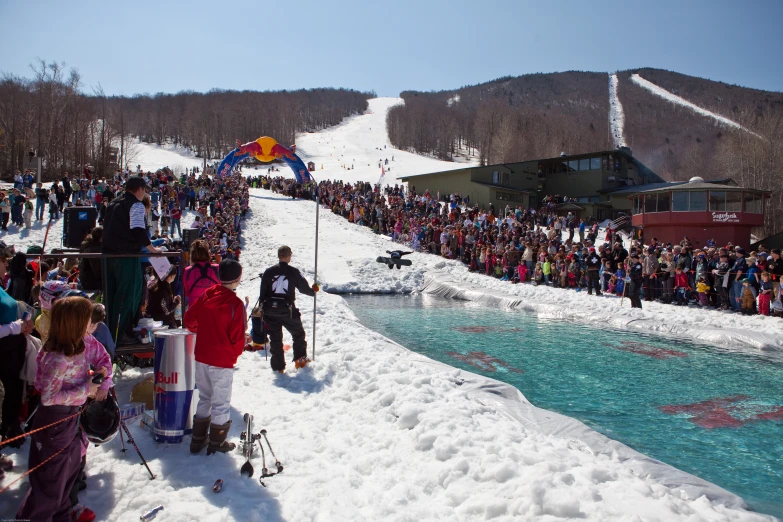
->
[0, 99, 779, 521]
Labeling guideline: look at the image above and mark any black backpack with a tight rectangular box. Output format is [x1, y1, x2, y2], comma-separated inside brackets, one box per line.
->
[188, 263, 220, 295]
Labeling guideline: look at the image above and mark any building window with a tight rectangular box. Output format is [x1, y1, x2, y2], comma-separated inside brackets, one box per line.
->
[672, 192, 689, 211]
[579, 159, 591, 171]
[689, 191, 707, 211]
[496, 191, 521, 203]
[656, 192, 670, 212]
[632, 196, 642, 215]
[492, 171, 509, 186]
[644, 194, 657, 213]
[591, 157, 602, 170]
[726, 191, 742, 211]
[709, 191, 726, 211]
[568, 160, 579, 172]
[745, 192, 763, 213]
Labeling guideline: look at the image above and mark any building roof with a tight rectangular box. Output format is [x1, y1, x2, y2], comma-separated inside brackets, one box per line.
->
[624, 178, 769, 196]
[400, 147, 659, 182]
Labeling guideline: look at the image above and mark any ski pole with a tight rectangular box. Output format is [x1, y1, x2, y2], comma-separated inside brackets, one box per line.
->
[312, 184, 320, 362]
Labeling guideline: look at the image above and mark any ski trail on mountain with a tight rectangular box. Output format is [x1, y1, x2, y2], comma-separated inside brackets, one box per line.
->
[608, 74, 627, 148]
[630, 74, 764, 139]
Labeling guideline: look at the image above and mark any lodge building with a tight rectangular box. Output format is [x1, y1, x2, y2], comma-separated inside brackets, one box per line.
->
[400, 147, 770, 247]
[401, 147, 664, 222]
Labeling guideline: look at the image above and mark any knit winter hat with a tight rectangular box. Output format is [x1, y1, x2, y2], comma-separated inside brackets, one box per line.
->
[219, 259, 242, 285]
[40, 281, 71, 311]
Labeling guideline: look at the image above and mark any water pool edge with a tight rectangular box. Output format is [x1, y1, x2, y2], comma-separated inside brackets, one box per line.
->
[422, 272, 782, 355]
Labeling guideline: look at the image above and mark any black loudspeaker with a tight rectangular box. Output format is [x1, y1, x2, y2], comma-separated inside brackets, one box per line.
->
[182, 228, 200, 250]
[63, 206, 98, 248]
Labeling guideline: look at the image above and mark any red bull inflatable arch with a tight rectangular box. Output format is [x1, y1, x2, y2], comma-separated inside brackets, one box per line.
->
[216, 136, 312, 183]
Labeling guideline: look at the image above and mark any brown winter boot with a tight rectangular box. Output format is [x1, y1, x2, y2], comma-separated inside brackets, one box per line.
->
[190, 416, 211, 454]
[206, 421, 236, 455]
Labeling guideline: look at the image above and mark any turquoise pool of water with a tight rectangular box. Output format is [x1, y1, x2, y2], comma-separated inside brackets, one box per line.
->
[344, 294, 783, 518]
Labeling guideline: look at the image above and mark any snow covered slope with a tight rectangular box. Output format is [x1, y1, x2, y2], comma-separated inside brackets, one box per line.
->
[629, 74, 764, 139]
[608, 74, 627, 148]
[132, 140, 205, 174]
[294, 97, 477, 186]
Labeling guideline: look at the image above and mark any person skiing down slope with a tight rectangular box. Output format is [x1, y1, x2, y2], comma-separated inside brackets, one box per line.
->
[260, 246, 319, 373]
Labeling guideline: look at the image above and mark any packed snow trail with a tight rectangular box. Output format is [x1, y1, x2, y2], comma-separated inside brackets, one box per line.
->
[294, 97, 477, 186]
[608, 74, 627, 148]
[630, 74, 765, 139]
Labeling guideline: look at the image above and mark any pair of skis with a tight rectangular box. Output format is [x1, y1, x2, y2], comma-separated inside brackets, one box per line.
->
[239, 413, 283, 487]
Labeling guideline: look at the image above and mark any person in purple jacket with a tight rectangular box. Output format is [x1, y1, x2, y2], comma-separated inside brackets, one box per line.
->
[16, 296, 103, 522]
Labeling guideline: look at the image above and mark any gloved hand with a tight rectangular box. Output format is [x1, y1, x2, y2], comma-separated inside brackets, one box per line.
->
[312, 284, 320, 293]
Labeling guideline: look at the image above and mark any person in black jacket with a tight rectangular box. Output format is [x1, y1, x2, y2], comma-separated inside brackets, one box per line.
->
[102, 176, 160, 343]
[627, 253, 644, 309]
[260, 245, 319, 372]
[585, 247, 602, 296]
[78, 226, 103, 291]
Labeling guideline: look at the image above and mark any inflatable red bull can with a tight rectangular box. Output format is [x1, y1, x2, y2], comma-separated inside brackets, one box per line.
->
[152, 329, 199, 443]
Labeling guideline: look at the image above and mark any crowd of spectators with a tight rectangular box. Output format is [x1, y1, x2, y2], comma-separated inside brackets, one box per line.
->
[250, 175, 782, 317]
[1, 164, 252, 519]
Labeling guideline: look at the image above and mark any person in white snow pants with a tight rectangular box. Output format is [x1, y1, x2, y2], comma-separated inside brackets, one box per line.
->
[194, 363, 233, 425]
[184, 259, 248, 455]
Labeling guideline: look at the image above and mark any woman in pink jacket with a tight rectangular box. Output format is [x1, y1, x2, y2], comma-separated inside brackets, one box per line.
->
[17, 296, 103, 522]
[183, 239, 220, 306]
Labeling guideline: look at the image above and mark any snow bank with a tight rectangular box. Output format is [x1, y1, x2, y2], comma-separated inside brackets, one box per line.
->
[629, 74, 764, 139]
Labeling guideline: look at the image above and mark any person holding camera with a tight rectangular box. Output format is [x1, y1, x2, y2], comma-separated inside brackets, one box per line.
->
[16, 297, 103, 522]
[102, 176, 161, 344]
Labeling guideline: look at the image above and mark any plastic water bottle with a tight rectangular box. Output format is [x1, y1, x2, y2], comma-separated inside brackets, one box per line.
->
[174, 304, 182, 326]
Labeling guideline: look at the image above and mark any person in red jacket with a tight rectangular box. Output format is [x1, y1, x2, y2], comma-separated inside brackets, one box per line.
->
[184, 259, 247, 455]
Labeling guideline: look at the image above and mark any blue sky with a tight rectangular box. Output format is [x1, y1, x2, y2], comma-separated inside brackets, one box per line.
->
[0, 0, 780, 97]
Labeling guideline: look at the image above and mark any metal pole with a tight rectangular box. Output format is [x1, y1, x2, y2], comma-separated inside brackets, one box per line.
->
[37, 157, 42, 185]
[312, 185, 319, 362]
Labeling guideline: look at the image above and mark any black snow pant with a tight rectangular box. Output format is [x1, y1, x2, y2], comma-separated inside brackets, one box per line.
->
[0, 333, 26, 443]
[16, 404, 83, 522]
[264, 307, 307, 371]
[587, 270, 601, 295]
[628, 280, 643, 309]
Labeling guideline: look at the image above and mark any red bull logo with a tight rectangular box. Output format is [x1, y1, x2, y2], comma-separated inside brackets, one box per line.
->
[157, 371, 179, 385]
[269, 143, 296, 161]
[155, 385, 167, 395]
[236, 140, 264, 157]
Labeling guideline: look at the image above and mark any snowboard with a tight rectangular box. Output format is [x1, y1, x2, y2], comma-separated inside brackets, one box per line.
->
[376, 256, 412, 267]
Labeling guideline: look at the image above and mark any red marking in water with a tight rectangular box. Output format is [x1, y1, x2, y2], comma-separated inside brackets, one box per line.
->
[658, 395, 749, 415]
[691, 408, 745, 428]
[659, 395, 783, 429]
[446, 351, 524, 374]
[454, 326, 489, 333]
[607, 341, 688, 359]
[453, 326, 523, 334]
[751, 406, 783, 422]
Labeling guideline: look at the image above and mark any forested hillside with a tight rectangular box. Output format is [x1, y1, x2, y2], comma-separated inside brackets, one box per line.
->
[388, 68, 783, 235]
[0, 60, 372, 179]
[388, 71, 612, 165]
